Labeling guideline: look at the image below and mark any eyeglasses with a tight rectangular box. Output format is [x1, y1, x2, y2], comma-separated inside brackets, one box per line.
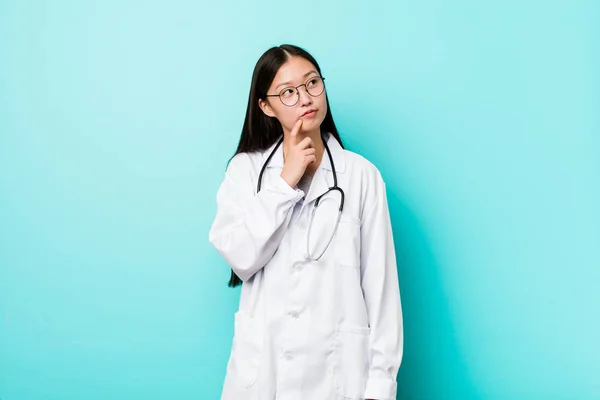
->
[265, 76, 326, 107]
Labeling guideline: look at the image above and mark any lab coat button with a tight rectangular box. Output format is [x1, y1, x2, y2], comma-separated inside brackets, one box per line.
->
[293, 262, 304, 270]
[284, 352, 294, 360]
[289, 310, 300, 318]
[298, 221, 307, 230]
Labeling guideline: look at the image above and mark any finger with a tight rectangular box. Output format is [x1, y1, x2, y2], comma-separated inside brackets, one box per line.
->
[297, 137, 313, 149]
[290, 119, 303, 145]
[305, 155, 316, 164]
[303, 148, 316, 156]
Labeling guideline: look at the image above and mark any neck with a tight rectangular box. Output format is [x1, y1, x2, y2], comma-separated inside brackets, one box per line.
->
[283, 127, 324, 174]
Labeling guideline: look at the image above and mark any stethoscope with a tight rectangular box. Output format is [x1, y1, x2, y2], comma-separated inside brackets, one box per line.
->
[257, 133, 345, 261]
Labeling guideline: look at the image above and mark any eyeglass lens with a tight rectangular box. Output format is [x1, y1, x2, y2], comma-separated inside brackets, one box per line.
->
[279, 77, 325, 106]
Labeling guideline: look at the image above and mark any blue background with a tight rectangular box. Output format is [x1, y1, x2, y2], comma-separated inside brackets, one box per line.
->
[1, 1, 598, 399]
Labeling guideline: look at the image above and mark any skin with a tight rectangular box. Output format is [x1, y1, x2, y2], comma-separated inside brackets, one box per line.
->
[258, 56, 327, 188]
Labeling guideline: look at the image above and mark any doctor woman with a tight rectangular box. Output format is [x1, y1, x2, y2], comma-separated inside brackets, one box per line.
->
[209, 44, 403, 400]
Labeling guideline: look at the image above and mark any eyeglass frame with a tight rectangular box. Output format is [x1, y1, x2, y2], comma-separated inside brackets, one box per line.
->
[264, 76, 326, 107]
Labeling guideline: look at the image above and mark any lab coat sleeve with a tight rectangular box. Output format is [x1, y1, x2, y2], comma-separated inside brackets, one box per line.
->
[208, 152, 305, 282]
[360, 173, 404, 400]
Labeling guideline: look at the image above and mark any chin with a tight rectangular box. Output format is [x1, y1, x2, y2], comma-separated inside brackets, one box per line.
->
[304, 114, 326, 127]
[302, 119, 321, 132]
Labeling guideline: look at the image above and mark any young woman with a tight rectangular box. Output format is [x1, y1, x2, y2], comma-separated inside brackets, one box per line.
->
[209, 44, 403, 400]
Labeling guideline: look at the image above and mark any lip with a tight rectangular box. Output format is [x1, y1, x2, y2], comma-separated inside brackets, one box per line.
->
[301, 109, 317, 117]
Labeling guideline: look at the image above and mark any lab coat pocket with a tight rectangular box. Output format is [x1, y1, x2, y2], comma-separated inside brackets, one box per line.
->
[334, 215, 361, 268]
[223, 311, 262, 390]
[333, 324, 371, 399]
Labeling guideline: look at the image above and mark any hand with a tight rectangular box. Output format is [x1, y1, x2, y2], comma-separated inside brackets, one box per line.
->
[280, 119, 316, 188]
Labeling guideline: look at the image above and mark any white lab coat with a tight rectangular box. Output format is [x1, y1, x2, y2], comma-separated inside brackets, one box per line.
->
[209, 132, 403, 400]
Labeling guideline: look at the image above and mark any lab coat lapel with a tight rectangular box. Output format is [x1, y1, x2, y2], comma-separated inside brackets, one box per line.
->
[302, 166, 328, 209]
[302, 132, 345, 209]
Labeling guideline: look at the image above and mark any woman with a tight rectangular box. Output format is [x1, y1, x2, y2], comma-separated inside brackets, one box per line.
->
[209, 44, 403, 400]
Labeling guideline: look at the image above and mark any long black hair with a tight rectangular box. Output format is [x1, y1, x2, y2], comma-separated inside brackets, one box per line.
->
[226, 44, 344, 288]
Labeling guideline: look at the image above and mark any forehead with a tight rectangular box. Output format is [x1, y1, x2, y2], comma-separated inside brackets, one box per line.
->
[273, 56, 318, 85]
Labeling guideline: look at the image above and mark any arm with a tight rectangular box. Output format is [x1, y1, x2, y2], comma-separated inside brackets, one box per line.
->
[208, 152, 304, 282]
[360, 172, 404, 400]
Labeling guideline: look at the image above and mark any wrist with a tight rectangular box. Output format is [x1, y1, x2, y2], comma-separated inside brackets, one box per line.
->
[280, 172, 296, 188]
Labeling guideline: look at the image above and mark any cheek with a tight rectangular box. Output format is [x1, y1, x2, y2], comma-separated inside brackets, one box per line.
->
[269, 102, 294, 123]
[277, 109, 301, 130]
[315, 99, 328, 123]
[317, 95, 328, 115]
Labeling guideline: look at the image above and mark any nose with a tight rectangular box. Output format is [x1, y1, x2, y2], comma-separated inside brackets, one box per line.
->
[297, 85, 312, 107]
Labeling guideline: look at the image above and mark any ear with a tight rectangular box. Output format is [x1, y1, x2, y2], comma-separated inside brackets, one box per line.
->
[258, 98, 276, 118]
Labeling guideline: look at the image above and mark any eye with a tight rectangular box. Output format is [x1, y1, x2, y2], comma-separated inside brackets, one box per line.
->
[280, 88, 295, 97]
[307, 77, 320, 87]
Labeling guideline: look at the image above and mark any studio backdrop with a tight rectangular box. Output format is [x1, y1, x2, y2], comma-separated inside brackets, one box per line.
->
[0, 1, 598, 399]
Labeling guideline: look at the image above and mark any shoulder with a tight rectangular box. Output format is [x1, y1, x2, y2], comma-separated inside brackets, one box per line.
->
[226, 151, 263, 174]
[342, 149, 385, 186]
[222, 151, 263, 192]
[227, 151, 251, 169]
[341, 149, 388, 219]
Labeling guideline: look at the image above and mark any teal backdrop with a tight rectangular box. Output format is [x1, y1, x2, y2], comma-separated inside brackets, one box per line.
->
[1, 1, 598, 399]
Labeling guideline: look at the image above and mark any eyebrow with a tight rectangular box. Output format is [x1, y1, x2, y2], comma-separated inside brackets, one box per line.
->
[275, 70, 319, 89]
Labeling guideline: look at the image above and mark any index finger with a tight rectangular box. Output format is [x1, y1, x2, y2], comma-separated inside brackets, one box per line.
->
[290, 119, 303, 145]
